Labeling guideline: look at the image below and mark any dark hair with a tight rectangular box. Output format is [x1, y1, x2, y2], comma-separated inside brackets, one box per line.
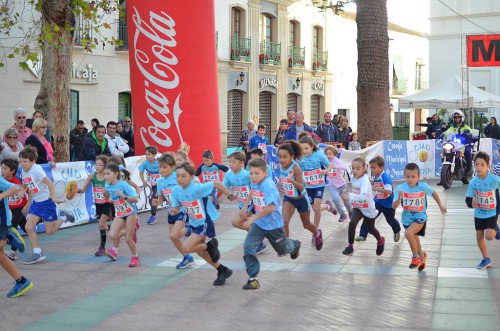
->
[19, 145, 38, 162]
[229, 150, 246, 162]
[77, 120, 85, 126]
[1, 158, 19, 172]
[280, 119, 288, 125]
[369, 155, 385, 167]
[158, 152, 176, 166]
[257, 124, 266, 130]
[176, 161, 196, 175]
[91, 118, 100, 126]
[299, 135, 318, 151]
[32, 110, 44, 119]
[405, 163, 420, 174]
[250, 148, 263, 157]
[95, 125, 106, 131]
[105, 162, 131, 181]
[248, 158, 267, 172]
[202, 150, 214, 159]
[278, 140, 302, 160]
[145, 145, 158, 155]
[95, 155, 109, 165]
[426, 117, 432, 123]
[491, 117, 497, 125]
[106, 121, 117, 128]
[474, 151, 490, 165]
[108, 155, 130, 180]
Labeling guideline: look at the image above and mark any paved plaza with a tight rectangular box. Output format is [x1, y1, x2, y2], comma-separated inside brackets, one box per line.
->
[2, 181, 500, 331]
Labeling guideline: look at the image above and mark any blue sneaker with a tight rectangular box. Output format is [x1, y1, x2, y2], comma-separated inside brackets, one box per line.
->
[147, 215, 157, 225]
[7, 278, 34, 298]
[477, 258, 492, 270]
[255, 243, 267, 255]
[8, 228, 25, 253]
[496, 224, 500, 240]
[176, 254, 194, 269]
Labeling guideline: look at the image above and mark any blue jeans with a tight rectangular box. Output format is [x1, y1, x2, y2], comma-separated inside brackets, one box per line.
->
[243, 223, 298, 278]
[328, 185, 352, 215]
[359, 201, 401, 238]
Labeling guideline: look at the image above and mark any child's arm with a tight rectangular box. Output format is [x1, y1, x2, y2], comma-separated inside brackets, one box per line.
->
[194, 165, 203, 177]
[43, 177, 65, 204]
[215, 163, 229, 173]
[152, 194, 164, 206]
[77, 173, 94, 194]
[22, 193, 32, 215]
[244, 203, 275, 228]
[288, 164, 304, 192]
[125, 178, 141, 196]
[432, 191, 447, 214]
[0, 185, 19, 201]
[115, 189, 139, 203]
[392, 190, 403, 209]
[372, 183, 393, 195]
[139, 172, 147, 187]
[213, 181, 234, 200]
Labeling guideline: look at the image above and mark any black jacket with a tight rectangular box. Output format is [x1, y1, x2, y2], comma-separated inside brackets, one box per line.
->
[70, 127, 88, 161]
[25, 134, 50, 164]
[79, 132, 111, 161]
[484, 123, 500, 140]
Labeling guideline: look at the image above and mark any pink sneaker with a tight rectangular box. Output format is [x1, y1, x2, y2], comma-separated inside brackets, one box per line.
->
[106, 248, 118, 261]
[325, 201, 338, 215]
[129, 256, 141, 267]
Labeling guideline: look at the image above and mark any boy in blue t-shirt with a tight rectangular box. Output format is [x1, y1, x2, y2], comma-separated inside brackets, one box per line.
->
[234, 158, 301, 290]
[246, 148, 273, 182]
[393, 163, 446, 271]
[357, 156, 401, 242]
[139, 146, 160, 225]
[194, 150, 229, 210]
[465, 152, 500, 270]
[249, 124, 270, 152]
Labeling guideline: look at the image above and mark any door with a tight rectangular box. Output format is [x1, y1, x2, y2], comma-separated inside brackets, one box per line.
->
[310, 95, 321, 127]
[259, 92, 272, 131]
[287, 93, 297, 113]
[227, 90, 243, 147]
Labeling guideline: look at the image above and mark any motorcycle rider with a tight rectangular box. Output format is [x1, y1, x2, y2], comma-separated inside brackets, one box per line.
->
[442, 110, 473, 173]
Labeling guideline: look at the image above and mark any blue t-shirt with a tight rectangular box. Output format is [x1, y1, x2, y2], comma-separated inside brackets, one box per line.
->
[250, 177, 283, 230]
[0, 177, 14, 226]
[223, 169, 250, 208]
[466, 173, 500, 219]
[393, 182, 434, 226]
[171, 182, 220, 227]
[249, 135, 269, 150]
[197, 164, 223, 183]
[373, 172, 394, 209]
[279, 161, 302, 198]
[246, 163, 273, 181]
[139, 160, 160, 186]
[157, 173, 179, 211]
[105, 180, 138, 217]
[299, 150, 330, 188]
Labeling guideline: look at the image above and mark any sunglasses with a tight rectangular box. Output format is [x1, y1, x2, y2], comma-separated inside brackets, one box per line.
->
[124, 120, 131, 122]
[7, 136, 17, 139]
[17, 117, 26, 119]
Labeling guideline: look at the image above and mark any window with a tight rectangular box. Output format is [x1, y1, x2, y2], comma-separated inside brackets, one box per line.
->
[290, 21, 296, 46]
[70, 90, 79, 129]
[260, 14, 272, 43]
[117, 0, 128, 49]
[415, 62, 424, 90]
[313, 26, 323, 51]
[394, 112, 410, 127]
[231, 7, 241, 37]
[118, 92, 132, 120]
[337, 109, 347, 117]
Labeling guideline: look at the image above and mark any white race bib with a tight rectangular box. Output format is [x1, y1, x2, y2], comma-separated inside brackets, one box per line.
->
[251, 189, 266, 213]
[181, 200, 206, 220]
[147, 172, 161, 186]
[402, 192, 425, 212]
[161, 188, 172, 206]
[232, 186, 249, 203]
[23, 177, 39, 194]
[303, 169, 324, 186]
[474, 190, 496, 210]
[113, 199, 133, 217]
[202, 171, 219, 182]
[374, 182, 390, 199]
[280, 178, 294, 196]
[92, 186, 108, 204]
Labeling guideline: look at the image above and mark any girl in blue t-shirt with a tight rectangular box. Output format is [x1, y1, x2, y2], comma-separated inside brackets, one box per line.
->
[104, 162, 141, 268]
[139, 146, 160, 225]
[170, 162, 235, 286]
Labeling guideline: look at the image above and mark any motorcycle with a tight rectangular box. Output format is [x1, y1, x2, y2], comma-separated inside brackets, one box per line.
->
[439, 131, 474, 189]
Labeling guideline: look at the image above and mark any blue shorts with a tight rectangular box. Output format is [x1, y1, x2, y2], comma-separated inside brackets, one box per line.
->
[168, 212, 187, 225]
[306, 187, 325, 203]
[284, 195, 310, 213]
[29, 199, 58, 222]
[403, 220, 426, 236]
[187, 221, 216, 238]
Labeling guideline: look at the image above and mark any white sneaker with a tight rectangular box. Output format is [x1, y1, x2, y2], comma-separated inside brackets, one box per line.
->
[4, 250, 18, 260]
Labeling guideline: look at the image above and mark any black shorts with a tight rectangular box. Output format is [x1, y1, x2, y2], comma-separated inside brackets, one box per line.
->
[96, 203, 113, 219]
[283, 195, 310, 213]
[11, 206, 27, 232]
[404, 221, 427, 237]
[306, 187, 325, 204]
[475, 216, 498, 231]
[0, 223, 8, 242]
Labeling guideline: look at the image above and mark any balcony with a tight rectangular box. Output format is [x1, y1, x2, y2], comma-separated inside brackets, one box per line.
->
[74, 13, 93, 47]
[259, 41, 281, 66]
[288, 46, 305, 69]
[230, 35, 251, 62]
[415, 81, 429, 91]
[312, 49, 328, 71]
[116, 18, 128, 50]
[392, 79, 407, 95]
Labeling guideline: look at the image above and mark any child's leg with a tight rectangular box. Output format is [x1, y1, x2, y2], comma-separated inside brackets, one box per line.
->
[339, 185, 353, 214]
[183, 234, 219, 267]
[363, 217, 382, 241]
[282, 201, 296, 237]
[476, 230, 489, 258]
[210, 187, 218, 205]
[232, 210, 253, 230]
[359, 221, 368, 238]
[97, 213, 109, 249]
[108, 217, 125, 242]
[124, 215, 138, 256]
[265, 227, 299, 256]
[0, 240, 22, 279]
[329, 186, 346, 215]
[150, 185, 158, 216]
[348, 209, 363, 244]
[298, 211, 317, 235]
[377, 202, 401, 234]
[9, 208, 25, 253]
[405, 222, 425, 256]
[414, 234, 423, 257]
[25, 214, 42, 250]
[243, 224, 266, 279]
[312, 198, 323, 229]
[44, 218, 64, 235]
[169, 222, 187, 255]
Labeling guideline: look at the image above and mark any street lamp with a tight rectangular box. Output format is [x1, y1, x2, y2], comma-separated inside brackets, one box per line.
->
[236, 72, 245, 86]
[292, 77, 301, 90]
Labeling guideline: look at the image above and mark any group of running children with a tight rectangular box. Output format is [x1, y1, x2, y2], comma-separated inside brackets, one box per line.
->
[1, 134, 499, 297]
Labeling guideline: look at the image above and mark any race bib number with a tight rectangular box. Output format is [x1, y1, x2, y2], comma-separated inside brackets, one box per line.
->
[258, 143, 267, 153]
[181, 200, 206, 220]
[23, 177, 39, 194]
[202, 171, 219, 182]
[92, 186, 108, 204]
[280, 178, 294, 196]
[8, 188, 24, 207]
[161, 188, 172, 206]
[474, 190, 496, 210]
[251, 189, 266, 213]
[113, 199, 133, 217]
[232, 186, 249, 203]
[374, 182, 390, 199]
[303, 169, 324, 186]
[350, 197, 369, 209]
[147, 172, 161, 186]
[402, 192, 425, 212]
[327, 168, 337, 178]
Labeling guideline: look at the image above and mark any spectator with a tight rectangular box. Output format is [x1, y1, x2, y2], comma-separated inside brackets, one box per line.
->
[484, 117, 500, 140]
[337, 117, 352, 148]
[116, 122, 124, 138]
[0, 128, 23, 160]
[249, 124, 270, 152]
[425, 114, 447, 139]
[120, 117, 135, 157]
[274, 119, 288, 147]
[105, 121, 129, 157]
[91, 118, 100, 132]
[69, 120, 88, 161]
[80, 125, 111, 161]
[284, 111, 313, 141]
[26, 110, 43, 130]
[315, 112, 339, 143]
[286, 110, 295, 128]
[240, 119, 257, 165]
[24, 118, 55, 167]
[3, 108, 33, 146]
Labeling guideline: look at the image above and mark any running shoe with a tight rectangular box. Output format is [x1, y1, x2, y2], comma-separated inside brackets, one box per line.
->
[4, 250, 17, 260]
[394, 232, 401, 242]
[311, 235, 316, 246]
[355, 236, 366, 242]
[242, 279, 260, 290]
[338, 214, 348, 223]
[8, 227, 25, 253]
[129, 256, 141, 267]
[290, 240, 301, 259]
[95, 247, 106, 257]
[255, 243, 267, 255]
[409, 257, 422, 269]
[147, 215, 157, 225]
[342, 245, 354, 256]
[59, 209, 76, 223]
[215, 202, 220, 210]
[376, 237, 385, 256]
[213, 267, 233, 286]
[105, 248, 118, 261]
[325, 200, 338, 215]
[477, 257, 492, 270]
[315, 229, 323, 251]
[418, 252, 428, 271]
[206, 238, 220, 263]
[24, 252, 46, 265]
[7, 278, 34, 298]
[176, 254, 194, 269]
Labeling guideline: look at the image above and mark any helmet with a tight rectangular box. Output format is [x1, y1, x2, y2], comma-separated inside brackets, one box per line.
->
[453, 110, 464, 118]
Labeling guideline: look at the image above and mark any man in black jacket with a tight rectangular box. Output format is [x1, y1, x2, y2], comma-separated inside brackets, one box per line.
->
[425, 114, 447, 139]
[79, 125, 111, 161]
[70, 120, 88, 161]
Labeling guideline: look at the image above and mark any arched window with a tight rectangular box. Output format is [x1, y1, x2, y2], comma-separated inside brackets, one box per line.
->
[227, 90, 243, 147]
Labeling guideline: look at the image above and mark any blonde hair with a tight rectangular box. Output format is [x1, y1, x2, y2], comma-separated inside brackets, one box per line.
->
[324, 145, 338, 156]
[32, 118, 48, 132]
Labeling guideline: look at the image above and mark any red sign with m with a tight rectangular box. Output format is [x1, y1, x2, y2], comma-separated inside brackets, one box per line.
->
[467, 35, 500, 67]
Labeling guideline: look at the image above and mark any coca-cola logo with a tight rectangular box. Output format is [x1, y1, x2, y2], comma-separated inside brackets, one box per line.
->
[132, 6, 184, 148]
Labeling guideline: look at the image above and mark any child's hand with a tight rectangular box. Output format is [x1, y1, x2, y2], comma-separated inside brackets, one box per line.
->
[141, 181, 147, 188]
[369, 178, 374, 185]
[243, 215, 257, 230]
[398, 190, 404, 201]
[170, 206, 180, 216]
[439, 205, 447, 214]
[151, 198, 159, 206]
[341, 193, 349, 200]
[21, 205, 29, 215]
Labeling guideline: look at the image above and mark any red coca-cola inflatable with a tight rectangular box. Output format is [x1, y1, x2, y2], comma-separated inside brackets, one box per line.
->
[126, 0, 222, 162]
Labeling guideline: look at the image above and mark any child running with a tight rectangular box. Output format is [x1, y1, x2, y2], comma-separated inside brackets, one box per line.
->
[465, 152, 500, 269]
[139, 146, 160, 225]
[247, 148, 273, 181]
[104, 163, 141, 267]
[2, 159, 29, 260]
[194, 150, 229, 210]
[171, 162, 234, 286]
[233, 158, 301, 290]
[152, 152, 194, 269]
[298, 135, 337, 245]
[356, 156, 401, 242]
[77, 155, 112, 256]
[393, 163, 446, 270]
[342, 157, 385, 256]
[278, 141, 323, 250]
[324, 146, 352, 223]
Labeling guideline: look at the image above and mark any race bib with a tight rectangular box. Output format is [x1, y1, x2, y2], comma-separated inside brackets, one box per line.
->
[303, 169, 324, 186]
[23, 177, 39, 194]
[202, 171, 219, 182]
[161, 188, 172, 206]
[8, 190, 24, 207]
[474, 190, 496, 210]
[147, 172, 161, 186]
[327, 168, 337, 178]
[251, 189, 266, 213]
[232, 186, 249, 203]
[374, 182, 390, 199]
[258, 143, 267, 153]
[92, 186, 108, 204]
[181, 200, 206, 220]
[350, 197, 369, 209]
[113, 199, 133, 217]
[402, 192, 425, 212]
[280, 177, 295, 196]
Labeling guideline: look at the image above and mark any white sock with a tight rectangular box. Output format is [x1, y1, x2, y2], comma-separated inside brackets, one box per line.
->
[33, 247, 42, 254]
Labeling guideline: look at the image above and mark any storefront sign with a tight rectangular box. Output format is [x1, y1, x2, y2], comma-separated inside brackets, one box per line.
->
[71, 63, 98, 82]
[260, 78, 278, 89]
[312, 82, 324, 91]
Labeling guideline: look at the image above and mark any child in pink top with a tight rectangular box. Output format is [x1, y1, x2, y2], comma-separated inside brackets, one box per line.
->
[324, 146, 353, 222]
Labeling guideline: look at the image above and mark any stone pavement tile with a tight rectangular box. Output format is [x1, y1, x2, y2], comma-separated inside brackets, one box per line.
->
[364, 310, 433, 329]
[438, 277, 491, 288]
[296, 324, 362, 331]
[435, 287, 494, 301]
[432, 314, 499, 331]
[434, 299, 497, 315]
[300, 308, 368, 326]
[439, 258, 485, 268]
[312, 295, 375, 310]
